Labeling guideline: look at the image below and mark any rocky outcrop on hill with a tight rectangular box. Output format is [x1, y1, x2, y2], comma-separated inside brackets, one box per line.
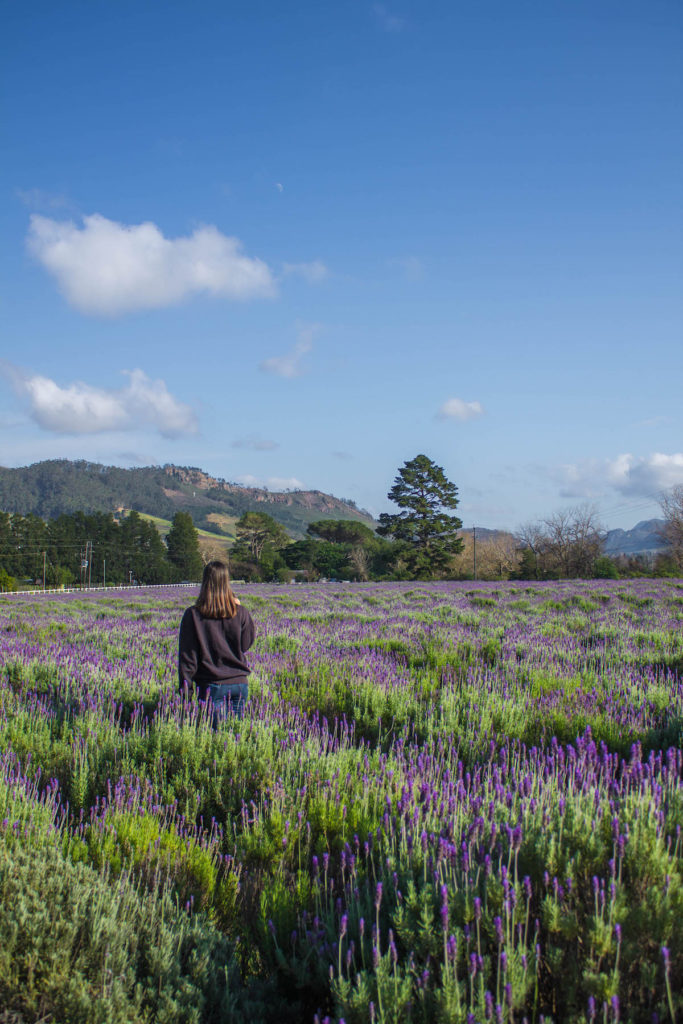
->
[0, 460, 374, 539]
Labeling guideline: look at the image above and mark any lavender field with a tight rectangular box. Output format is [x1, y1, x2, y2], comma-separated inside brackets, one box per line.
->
[1, 580, 682, 1024]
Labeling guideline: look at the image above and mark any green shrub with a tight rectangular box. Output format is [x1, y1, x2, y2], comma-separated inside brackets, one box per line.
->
[593, 556, 619, 579]
[0, 569, 17, 592]
[0, 842, 239, 1024]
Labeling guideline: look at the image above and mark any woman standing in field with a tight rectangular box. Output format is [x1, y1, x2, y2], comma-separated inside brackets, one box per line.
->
[178, 561, 255, 725]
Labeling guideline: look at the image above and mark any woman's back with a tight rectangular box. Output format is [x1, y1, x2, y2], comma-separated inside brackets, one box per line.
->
[178, 603, 255, 689]
[177, 561, 255, 723]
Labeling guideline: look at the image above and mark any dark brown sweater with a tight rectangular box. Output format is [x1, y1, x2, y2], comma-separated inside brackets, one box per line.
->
[178, 604, 256, 694]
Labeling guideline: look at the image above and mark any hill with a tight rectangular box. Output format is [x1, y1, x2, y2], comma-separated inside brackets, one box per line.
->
[0, 460, 374, 540]
[603, 519, 668, 557]
[134, 511, 232, 562]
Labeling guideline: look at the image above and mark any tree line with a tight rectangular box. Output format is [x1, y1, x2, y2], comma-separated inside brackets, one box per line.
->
[1, 459, 681, 590]
[0, 510, 205, 591]
[513, 490, 683, 580]
[231, 459, 683, 582]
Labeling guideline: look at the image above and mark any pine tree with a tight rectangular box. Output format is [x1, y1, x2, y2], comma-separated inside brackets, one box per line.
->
[377, 454, 463, 577]
[166, 512, 204, 581]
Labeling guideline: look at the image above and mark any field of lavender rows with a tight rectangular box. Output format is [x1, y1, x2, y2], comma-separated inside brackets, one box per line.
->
[1, 579, 682, 1024]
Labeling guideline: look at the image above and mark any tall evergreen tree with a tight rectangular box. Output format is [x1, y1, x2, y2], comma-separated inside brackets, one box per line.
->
[0, 512, 13, 577]
[120, 512, 171, 584]
[377, 454, 463, 577]
[11, 514, 48, 581]
[166, 512, 203, 581]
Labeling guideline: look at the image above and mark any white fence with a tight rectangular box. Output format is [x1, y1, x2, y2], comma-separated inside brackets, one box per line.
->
[0, 582, 201, 598]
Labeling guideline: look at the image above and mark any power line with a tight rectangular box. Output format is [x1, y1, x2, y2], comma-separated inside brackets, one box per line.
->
[593, 491, 664, 516]
[550, 488, 668, 524]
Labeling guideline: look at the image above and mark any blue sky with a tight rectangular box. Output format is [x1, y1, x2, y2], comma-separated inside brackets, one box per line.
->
[2, 0, 681, 529]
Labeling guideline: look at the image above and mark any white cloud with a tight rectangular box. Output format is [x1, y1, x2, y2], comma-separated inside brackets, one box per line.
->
[232, 435, 279, 451]
[259, 323, 321, 378]
[235, 474, 304, 491]
[27, 213, 276, 315]
[7, 365, 197, 437]
[372, 4, 405, 32]
[267, 476, 304, 491]
[282, 260, 328, 283]
[438, 397, 485, 421]
[558, 453, 683, 499]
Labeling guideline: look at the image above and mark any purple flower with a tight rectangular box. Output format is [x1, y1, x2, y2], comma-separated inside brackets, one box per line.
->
[389, 936, 398, 964]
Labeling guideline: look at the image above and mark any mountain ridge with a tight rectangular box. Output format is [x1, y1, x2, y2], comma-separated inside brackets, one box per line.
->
[603, 518, 668, 557]
[0, 460, 669, 555]
[0, 459, 374, 540]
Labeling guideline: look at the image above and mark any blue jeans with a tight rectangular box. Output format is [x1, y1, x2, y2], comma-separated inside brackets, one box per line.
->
[207, 681, 248, 727]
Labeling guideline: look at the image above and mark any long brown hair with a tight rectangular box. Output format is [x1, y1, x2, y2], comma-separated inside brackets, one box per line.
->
[195, 561, 238, 619]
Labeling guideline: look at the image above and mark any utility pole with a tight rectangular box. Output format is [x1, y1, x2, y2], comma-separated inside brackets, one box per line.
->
[103, 559, 106, 588]
[81, 541, 93, 589]
[473, 526, 477, 581]
[43, 551, 46, 591]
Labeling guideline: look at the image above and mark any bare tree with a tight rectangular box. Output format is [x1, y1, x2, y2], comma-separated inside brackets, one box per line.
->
[490, 533, 522, 579]
[471, 533, 520, 580]
[517, 504, 605, 579]
[659, 484, 683, 568]
[516, 521, 547, 578]
[450, 530, 520, 580]
[542, 509, 576, 577]
[200, 538, 230, 565]
[349, 545, 370, 581]
[450, 531, 472, 578]
[565, 504, 606, 577]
